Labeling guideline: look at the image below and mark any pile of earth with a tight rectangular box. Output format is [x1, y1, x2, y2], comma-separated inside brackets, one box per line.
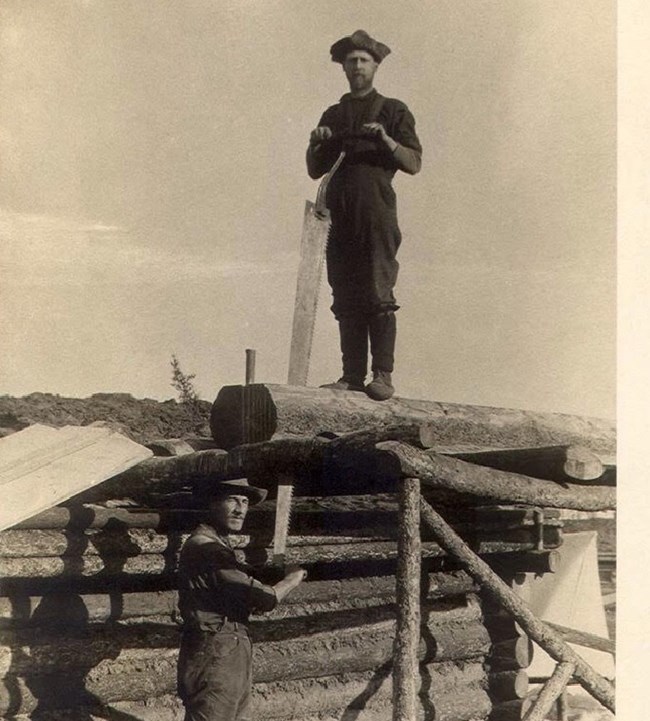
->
[0, 392, 212, 445]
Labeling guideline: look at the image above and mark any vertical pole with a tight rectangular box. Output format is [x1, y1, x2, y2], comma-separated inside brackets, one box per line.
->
[245, 348, 256, 385]
[557, 688, 569, 721]
[393, 477, 421, 721]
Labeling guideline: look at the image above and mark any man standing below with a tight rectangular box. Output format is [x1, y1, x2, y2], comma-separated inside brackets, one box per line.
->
[177, 478, 306, 721]
[307, 30, 422, 401]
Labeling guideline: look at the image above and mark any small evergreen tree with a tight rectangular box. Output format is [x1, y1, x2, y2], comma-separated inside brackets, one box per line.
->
[170, 354, 199, 406]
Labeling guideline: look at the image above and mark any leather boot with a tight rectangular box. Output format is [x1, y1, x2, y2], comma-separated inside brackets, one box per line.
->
[366, 311, 396, 401]
[320, 315, 368, 391]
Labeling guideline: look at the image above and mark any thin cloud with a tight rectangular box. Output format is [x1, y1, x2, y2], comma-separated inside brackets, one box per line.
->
[1, 209, 292, 285]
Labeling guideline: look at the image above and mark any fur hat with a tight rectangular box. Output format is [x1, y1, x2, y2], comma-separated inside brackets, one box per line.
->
[193, 477, 267, 505]
[330, 30, 391, 65]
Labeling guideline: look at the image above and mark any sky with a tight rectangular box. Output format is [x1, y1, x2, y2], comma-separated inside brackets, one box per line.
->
[0, 0, 616, 419]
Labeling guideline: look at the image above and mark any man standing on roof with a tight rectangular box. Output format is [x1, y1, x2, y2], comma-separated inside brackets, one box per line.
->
[307, 30, 422, 401]
[177, 477, 306, 721]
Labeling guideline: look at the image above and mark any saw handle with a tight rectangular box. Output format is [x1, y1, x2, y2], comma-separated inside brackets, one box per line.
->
[314, 150, 346, 218]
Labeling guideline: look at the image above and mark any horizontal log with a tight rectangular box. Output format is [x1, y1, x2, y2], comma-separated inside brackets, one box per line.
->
[0, 662, 490, 719]
[488, 636, 534, 671]
[546, 622, 615, 656]
[81, 437, 328, 504]
[12, 505, 205, 532]
[11, 498, 561, 531]
[0, 600, 486, 676]
[488, 669, 529, 701]
[377, 442, 616, 510]
[0, 571, 476, 625]
[489, 698, 530, 721]
[484, 550, 561, 576]
[0, 520, 562, 559]
[450, 445, 609, 483]
[209, 383, 616, 455]
[0, 532, 562, 579]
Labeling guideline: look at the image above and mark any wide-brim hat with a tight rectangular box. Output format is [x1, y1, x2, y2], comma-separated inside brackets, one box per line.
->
[193, 477, 267, 505]
[330, 30, 391, 65]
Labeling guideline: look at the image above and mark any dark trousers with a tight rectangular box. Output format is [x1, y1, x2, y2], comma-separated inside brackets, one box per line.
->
[178, 624, 252, 721]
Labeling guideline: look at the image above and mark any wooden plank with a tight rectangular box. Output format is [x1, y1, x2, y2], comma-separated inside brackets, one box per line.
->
[0, 425, 152, 532]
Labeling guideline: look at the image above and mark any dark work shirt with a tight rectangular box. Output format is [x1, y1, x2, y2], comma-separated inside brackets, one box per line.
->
[177, 523, 277, 630]
[306, 89, 422, 180]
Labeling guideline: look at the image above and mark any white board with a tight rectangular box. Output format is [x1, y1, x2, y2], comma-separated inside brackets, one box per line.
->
[0, 424, 153, 531]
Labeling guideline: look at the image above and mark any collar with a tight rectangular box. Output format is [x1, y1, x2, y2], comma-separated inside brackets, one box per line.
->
[340, 88, 378, 103]
[193, 523, 233, 550]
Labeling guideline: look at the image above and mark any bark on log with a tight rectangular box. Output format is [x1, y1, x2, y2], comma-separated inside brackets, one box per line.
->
[0, 571, 476, 626]
[546, 622, 615, 656]
[0, 619, 491, 710]
[419, 499, 616, 712]
[11, 498, 559, 531]
[450, 445, 608, 483]
[209, 383, 616, 454]
[483, 550, 561, 576]
[488, 669, 529, 700]
[0, 600, 485, 676]
[393, 478, 421, 721]
[12, 506, 205, 532]
[110, 662, 488, 721]
[488, 636, 534, 671]
[489, 699, 530, 721]
[82, 437, 328, 503]
[376, 442, 616, 511]
[0, 662, 490, 718]
[0, 522, 561, 563]
[0, 535, 562, 580]
[523, 662, 575, 721]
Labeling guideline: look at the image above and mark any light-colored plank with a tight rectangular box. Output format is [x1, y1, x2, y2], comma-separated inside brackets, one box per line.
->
[0, 425, 152, 532]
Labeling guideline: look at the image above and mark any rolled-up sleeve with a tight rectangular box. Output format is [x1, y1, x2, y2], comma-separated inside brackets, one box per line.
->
[390, 104, 422, 175]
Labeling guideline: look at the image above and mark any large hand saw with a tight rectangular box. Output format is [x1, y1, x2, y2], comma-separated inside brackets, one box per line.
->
[272, 473, 295, 565]
[287, 150, 346, 386]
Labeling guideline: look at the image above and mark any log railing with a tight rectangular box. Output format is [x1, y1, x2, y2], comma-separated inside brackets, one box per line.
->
[390, 480, 615, 721]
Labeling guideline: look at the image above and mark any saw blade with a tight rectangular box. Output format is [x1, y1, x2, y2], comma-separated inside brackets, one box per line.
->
[287, 201, 329, 387]
[272, 476, 294, 565]
[287, 151, 345, 387]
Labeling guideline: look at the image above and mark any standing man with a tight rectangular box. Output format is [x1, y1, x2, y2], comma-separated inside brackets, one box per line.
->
[307, 30, 422, 401]
[177, 478, 306, 721]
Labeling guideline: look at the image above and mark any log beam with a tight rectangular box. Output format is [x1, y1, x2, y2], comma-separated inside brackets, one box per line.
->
[209, 383, 616, 454]
[376, 442, 615, 511]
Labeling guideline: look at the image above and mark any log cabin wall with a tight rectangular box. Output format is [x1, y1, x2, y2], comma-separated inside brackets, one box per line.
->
[0, 386, 616, 720]
[0, 489, 561, 720]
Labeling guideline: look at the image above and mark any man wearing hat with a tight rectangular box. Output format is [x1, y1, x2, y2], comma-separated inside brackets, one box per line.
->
[307, 30, 422, 401]
[177, 478, 306, 721]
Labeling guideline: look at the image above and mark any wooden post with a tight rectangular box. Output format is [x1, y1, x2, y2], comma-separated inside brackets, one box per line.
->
[523, 662, 575, 721]
[245, 348, 256, 385]
[393, 477, 421, 721]
[557, 688, 569, 720]
[419, 499, 615, 714]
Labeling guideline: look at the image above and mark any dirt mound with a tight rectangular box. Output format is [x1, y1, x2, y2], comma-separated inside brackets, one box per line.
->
[0, 392, 212, 445]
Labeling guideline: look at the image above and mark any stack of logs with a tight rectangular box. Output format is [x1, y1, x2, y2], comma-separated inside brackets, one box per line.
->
[0, 384, 616, 721]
